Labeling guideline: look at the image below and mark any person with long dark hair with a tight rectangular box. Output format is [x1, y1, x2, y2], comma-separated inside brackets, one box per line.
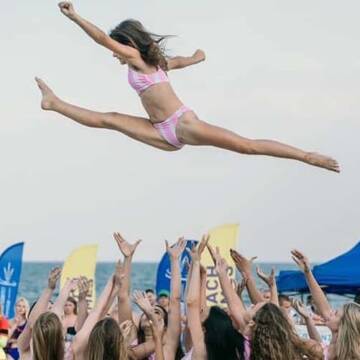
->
[35, 2, 339, 173]
[185, 237, 245, 360]
[208, 245, 324, 360]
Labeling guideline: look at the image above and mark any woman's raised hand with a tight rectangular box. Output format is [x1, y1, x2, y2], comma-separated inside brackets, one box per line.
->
[292, 299, 310, 319]
[187, 234, 210, 263]
[77, 277, 90, 300]
[207, 244, 228, 275]
[193, 49, 206, 62]
[291, 249, 311, 273]
[256, 267, 276, 287]
[166, 237, 187, 260]
[48, 267, 61, 290]
[132, 290, 154, 316]
[58, 2, 77, 20]
[113, 232, 142, 258]
[120, 320, 134, 344]
[230, 249, 257, 276]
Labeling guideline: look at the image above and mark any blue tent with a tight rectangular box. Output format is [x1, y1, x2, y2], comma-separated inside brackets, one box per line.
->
[277, 242, 360, 295]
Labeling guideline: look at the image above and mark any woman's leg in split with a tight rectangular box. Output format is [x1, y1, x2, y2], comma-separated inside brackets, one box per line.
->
[177, 114, 340, 172]
[35, 78, 176, 151]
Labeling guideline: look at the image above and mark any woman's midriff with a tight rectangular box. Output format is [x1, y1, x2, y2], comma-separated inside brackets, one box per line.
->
[139, 83, 184, 124]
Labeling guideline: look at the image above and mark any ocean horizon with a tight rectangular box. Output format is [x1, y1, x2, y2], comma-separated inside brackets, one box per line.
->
[17, 262, 350, 309]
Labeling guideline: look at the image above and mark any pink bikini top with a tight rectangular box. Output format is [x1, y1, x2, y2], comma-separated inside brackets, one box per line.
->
[128, 66, 169, 95]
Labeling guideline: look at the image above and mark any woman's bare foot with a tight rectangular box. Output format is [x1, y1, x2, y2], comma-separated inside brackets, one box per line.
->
[304, 152, 340, 173]
[35, 77, 58, 110]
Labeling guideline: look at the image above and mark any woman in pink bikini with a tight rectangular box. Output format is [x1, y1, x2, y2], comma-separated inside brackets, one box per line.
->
[36, 1, 340, 173]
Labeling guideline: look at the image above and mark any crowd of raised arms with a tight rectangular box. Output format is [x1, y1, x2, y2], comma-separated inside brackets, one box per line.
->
[1, 234, 360, 360]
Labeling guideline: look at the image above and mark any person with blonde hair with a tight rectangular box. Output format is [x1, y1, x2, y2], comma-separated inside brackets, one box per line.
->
[292, 249, 360, 360]
[32, 312, 65, 360]
[5, 297, 29, 360]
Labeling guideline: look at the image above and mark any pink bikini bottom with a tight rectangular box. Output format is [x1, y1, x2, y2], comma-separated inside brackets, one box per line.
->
[153, 105, 191, 149]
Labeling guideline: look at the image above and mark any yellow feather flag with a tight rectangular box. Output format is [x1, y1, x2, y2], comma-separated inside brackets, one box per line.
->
[201, 224, 239, 308]
[60, 244, 98, 309]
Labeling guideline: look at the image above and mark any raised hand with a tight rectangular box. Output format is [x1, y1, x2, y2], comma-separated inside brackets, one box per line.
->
[187, 245, 201, 263]
[166, 237, 187, 259]
[120, 320, 134, 344]
[48, 267, 61, 290]
[291, 250, 311, 273]
[236, 277, 248, 298]
[58, 2, 77, 20]
[207, 244, 228, 275]
[230, 249, 257, 276]
[198, 234, 210, 255]
[193, 49, 206, 62]
[78, 277, 90, 300]
[292, 299, 310, 319]
[114, 232, 142, 258]
[149, 317, 164, 341]
[64, 277, 79, 294]
[256, 267, 275, 287]
[207, 243, 221, 265]
[132, 290, 154, 316]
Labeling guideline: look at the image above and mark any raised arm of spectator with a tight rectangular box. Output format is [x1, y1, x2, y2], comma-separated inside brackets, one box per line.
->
[114, 232, 142, 324]
[162, 237, 186, 360]
[235, 276, 248, 306]
[183, 258, 193, 353]
[291, 250, 332, 320]
[18, 267, 61, 355]
[186, 237, 209, 360]
[256, 267, 279, 306]
[133, 291, 165, 360]
[207, 245, 248, 333]
[230, 249, 263, 304]
[75, 277, 90, 332]
[51, 278, 78, 319]
[72, 265, 122, 357]
[292, 299, 322, 343]
[200, 264, 208, 316]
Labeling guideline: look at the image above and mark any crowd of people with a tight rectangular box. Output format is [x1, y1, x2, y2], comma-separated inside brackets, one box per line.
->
[0, 233, 359, 360]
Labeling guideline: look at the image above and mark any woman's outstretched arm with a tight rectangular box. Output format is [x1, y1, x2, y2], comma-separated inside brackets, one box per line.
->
[17, 268, 61, 356]
[167, 50, 206, 71]
[58, 2, 141, 63]
[230, 249, 263, 304]
[72, 265, 123, 358]
[186, 237, 209, 360]
[113, 232, 142, 325]
[292, 300, 322, 343]
[207, 245, 248, 332]
[163, 238, 187, 360]
[256, 266, 279, 306]
[75, 277, 90, 332]
[291, 250, 333, 321]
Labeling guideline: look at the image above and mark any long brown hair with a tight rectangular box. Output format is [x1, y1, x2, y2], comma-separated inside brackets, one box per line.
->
[32, 312, 64, 360]
[109, 19, 171, 70]
[87, 317, 127, 360]
[250, 303, 322, 360]
[336, 302, 360, 360]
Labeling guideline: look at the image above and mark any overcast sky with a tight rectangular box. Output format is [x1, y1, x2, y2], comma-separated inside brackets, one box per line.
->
[1, 0, 359, 263]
